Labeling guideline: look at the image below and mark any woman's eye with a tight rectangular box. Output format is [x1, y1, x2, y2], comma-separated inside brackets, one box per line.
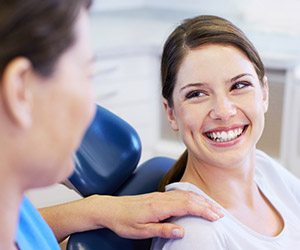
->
[185, 90, 206, 99]
[231, 81, 251, 90]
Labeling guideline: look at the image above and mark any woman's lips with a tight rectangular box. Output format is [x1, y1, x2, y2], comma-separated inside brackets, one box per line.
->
[204, 125, 248, 143]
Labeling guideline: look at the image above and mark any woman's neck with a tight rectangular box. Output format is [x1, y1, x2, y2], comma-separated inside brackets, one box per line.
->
[181, 152, 257, 209]
[181, 151, 284, 236]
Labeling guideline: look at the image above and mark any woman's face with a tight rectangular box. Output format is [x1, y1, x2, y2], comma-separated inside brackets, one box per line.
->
[28, 9, 95, 186]
[164, 44, 268, 168]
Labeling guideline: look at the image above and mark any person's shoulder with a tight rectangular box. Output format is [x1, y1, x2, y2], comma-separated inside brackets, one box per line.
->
[16, 197, 60, 250]
[152, 183, 228, 249]
[255, 149, 300, 190]
[255, 149, 275, 165]
[255, 149, 285, 175]
[152, 215, 227, 250]
[174, 214, 226, 244]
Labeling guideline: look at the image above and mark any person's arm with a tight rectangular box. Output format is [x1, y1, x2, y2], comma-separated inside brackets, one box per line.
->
[39, 190, 223, 242]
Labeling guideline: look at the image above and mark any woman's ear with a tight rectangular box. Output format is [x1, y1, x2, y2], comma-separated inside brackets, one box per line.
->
[1, 57, 33, 129]
[163, 98, 179, 131]
[262, 76, 269, 113]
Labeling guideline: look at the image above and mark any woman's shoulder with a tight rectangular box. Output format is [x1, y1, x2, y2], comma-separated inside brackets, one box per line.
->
[166, 182, 206, 195]
[255, 149, 276, 166]
[255, 149, 300, 200]
[152, 183, 227, 250]
[151, 214, 227, 250]
[255, 149, 296, 181]
[255, 149, 288, 177]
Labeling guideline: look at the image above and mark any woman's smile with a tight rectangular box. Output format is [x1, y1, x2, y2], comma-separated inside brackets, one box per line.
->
[203, 125, 249, 147]
[204, 124, 248, 142]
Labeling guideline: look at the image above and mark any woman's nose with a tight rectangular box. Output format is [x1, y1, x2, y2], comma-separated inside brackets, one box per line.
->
[209, 96, 237, 121]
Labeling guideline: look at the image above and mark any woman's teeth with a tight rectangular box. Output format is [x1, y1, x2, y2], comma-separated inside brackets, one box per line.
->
[206, 127, 244, 142]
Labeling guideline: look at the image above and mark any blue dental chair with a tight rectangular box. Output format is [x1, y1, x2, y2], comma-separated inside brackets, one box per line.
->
[66, 105, 175, 250]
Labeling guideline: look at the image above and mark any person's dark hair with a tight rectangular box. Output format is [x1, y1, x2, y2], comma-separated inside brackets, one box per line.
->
[0, 0, 92, 78]
[159, 15, 265, 191]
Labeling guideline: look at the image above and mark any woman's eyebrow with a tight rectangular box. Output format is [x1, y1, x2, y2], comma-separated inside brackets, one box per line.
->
[180, 82, 205, 92]
[179, 73, 254, 92]
[230, 73, 253, 82]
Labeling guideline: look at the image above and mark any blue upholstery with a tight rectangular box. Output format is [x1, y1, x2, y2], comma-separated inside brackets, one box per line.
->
[69, 105, 142, 197]
[66, 105, 175, 250]
[115, 157, 175, 196]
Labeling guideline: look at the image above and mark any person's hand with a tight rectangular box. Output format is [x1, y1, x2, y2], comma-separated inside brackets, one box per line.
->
[89, 190, 224, 239]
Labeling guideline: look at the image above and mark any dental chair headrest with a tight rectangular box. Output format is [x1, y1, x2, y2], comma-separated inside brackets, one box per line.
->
[68, 105, 142, 197]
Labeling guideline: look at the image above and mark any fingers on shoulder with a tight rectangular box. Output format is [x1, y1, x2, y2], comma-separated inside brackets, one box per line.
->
[164, 190, 223, 220]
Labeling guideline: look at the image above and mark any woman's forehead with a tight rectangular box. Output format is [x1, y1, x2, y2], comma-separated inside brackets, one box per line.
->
[175, 44, 256, 88]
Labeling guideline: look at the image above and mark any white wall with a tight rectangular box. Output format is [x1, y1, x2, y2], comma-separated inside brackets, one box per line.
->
[92, 0, 300, 35]
[91, 0, 144, 11]
[145, 0, 239, 17]
[237, 0, 300, 35]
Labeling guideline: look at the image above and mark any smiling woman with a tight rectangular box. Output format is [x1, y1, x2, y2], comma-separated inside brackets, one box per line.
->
[152, 15, 300, 250]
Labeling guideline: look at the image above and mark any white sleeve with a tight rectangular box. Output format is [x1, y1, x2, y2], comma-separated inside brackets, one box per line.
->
[151, 216, 227, 250]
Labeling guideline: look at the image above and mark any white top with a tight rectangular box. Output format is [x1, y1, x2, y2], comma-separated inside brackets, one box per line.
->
[151, 150, 300, 250]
